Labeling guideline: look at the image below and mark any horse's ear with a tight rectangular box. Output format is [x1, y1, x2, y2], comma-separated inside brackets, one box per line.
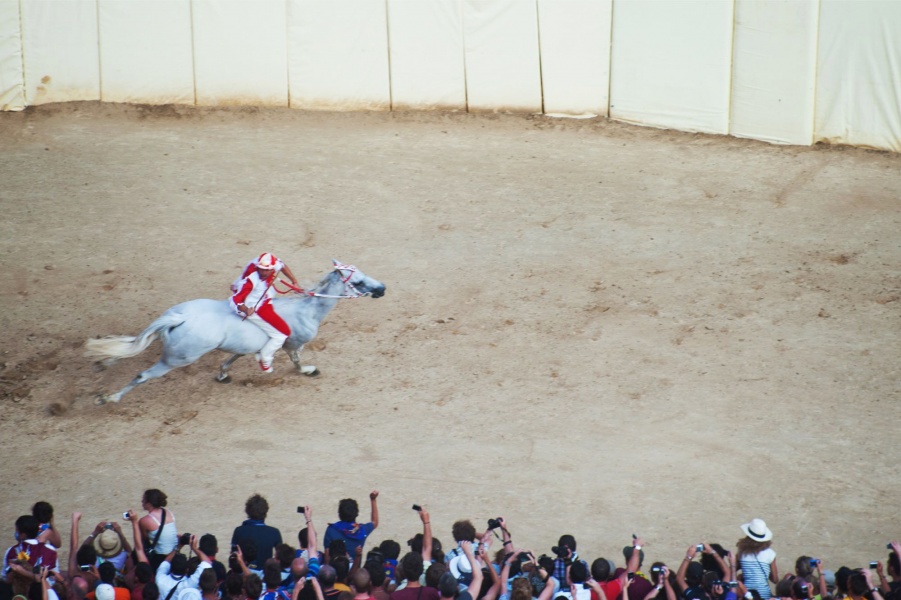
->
[331, 259, 340, 267]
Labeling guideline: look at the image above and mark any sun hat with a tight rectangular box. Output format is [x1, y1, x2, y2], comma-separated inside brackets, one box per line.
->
[740, 518, 773, 542]
[94, 529, 123, 558]
[95, 584, 115, 600]
[448, 553, 473, 580]
[257, 253, 277, 269]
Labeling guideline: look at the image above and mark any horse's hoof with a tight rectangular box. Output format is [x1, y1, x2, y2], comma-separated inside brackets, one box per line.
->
[95, 394, 116, 406]
[216, 375, 232, 384]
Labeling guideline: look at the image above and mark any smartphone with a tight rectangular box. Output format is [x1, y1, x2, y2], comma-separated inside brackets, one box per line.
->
[412, 504, 422, 512]
[80, 565, 92, 572]
[809, 559, 819, 568]
[297, 506, 305, 514]
[231, 544, 238, 553]
[122, 511, 131, 520]
[696, 544, 704, 552]
[870, 562, 878, 569]
[628, 573, 635, 581]
[33, 566, 42, 574]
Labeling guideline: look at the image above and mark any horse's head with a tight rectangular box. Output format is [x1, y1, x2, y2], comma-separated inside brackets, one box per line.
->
[332, 260, 386, 298]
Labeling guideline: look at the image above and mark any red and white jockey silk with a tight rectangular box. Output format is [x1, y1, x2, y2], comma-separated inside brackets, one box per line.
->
[231, 271, 291, 336]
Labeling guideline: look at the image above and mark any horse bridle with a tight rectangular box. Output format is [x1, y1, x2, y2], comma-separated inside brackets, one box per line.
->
[275, 264, 370, 299]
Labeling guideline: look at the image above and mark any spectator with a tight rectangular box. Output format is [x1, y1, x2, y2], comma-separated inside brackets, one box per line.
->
[351, 570, 374, 600]
[877, 543, 901, 600]
[332, 557, 351, 593]
[389, 553, 438, 600]
[262, 559, 289, 600]
[232, 495, 283, 570]
[589, 536, 644, 600]
[445, 522, 477, 565]
[155, 535, 212, 600]
[620, 545, 654, 600]
[198, 535, 226, 585]
[245, 575, 263, 600]
[85, 563, 130, 600]
[3, 515, 58, 582]
[676, 545, 706, 600]
[364, 560, 390, 600]
[552, 535, 582, 586]
[648, 563, 677, 600]
[847, 570, 883, 600]
[316, 565, 341, 600]
[276, 545, 296, 586]
[378, 542, 401, 585]
[198, 570, 218, 600]
[132, 564, 155, 600]
[32, 503, 61, 551]
[736, 520, 778, 600]
[138, 490, 178, 572]
[91, 522, 133, 575]
[324, 493, 380, 560]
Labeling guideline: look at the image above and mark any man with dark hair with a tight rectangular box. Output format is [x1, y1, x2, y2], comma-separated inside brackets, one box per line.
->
[587, 536, 646, 600]
[85, 563, 131, 600]
[3, 515, 58, 582]
[261, 559, 289, 600]
[32, 502, 62, 550]
[848, 569, 884, 600]
[364, 560, 390, 600]
[390, 553, 438, 600]
[378, 541, 401, 585]
[332, 556, 352, 593]
[232, 495, 283, 570]
[445, 522, 477, 564]
[877, 542, 901, 600]
[198, 569, 218, 600]
[324, 492, 380, 559]
[198, 535, 226, 584]
[155, 536, 212, 600]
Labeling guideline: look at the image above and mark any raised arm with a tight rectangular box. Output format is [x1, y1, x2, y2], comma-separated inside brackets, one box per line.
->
[39, 517, 62, 549]
[701, 545, 728, 582]
[676, 545, 697, 593]
[661, 566, 677, 600]
[479, 544, 500, 600]
[68, 512, 82, 576]
[627, 537, 644, 575]
[127, 510, 148, 564]
[769, 558, 779, 584]
[369, 491, 380, 530]
[462, 541, 483, 599]
[419, 508, 432, 562]
[304, 506, 318, 559]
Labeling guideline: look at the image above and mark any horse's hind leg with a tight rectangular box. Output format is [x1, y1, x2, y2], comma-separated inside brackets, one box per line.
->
[217, 354, 243, 384]
[286, 346, 319, 377]
[96, 360, 176, 405]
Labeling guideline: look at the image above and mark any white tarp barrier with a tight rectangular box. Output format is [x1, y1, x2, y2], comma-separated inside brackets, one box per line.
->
[462, 0, 542, 112]
[193, 0, 288, 106]
[387, 0, 465, 110]
[609, 0, 733, 133]
[0, 0, 24, 110]
[98, 0, 193, 104]
[21, 0, 100, 105]
[730, 0, 818, 145]
[536, 0, 612, 116]
[815, 0, 901, 152]
[288, 0, 390, 110]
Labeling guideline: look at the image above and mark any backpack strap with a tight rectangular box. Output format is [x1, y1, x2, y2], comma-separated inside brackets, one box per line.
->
[149, 509, 167, 551]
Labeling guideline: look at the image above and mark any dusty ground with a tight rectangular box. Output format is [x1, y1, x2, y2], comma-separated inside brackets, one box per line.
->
[0, 103, 899, 573]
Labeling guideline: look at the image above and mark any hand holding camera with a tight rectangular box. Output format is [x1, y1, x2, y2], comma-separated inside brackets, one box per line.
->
[178, 532, 192, 547]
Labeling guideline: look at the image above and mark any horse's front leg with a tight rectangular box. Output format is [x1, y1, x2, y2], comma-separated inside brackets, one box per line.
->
[216, 354, 243, 383]
[286, 345, 319, 377]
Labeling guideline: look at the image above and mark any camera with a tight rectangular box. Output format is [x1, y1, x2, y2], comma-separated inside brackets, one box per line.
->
[80, 565, 92, 572]
[104, 523, 114, 530]
[651, 566, 666, 574]
[297, 507, 305, 514]
[889, 544, 894, 550]
[367, 549, 384, 564]
[726, 582, 738, 589]
[809, 559, 819, 568]
[123, 511, 131, 520]
[695, 544, 704, 552]
[231, 544, 238, 553]
[487, 518, 503, 530]
[551, 545, 569, 559]
[412, 504, 422, 512]
[712, 581, 724, 587]
[870, 562, 879, 569]
[179, 533, 191, 546]
[33, 566, 42, 575]
[628, 572, 635, 581]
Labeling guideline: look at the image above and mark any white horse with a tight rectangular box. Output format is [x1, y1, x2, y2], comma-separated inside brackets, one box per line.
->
[85, 261, 386, 404]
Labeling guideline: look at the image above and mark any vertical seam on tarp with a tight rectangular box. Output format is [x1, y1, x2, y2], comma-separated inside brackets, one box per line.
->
[385, 0, 394, 111]
[461, 0, 470, 112]
[606, 0, 615, 118]
[535, 0, 544, 114]
[96, 0, 103, 101]
[726, 0, 736, 135]
[17, 0, 26, 106]
[284, 0, 291, 108]
[189, 0, 198, 105]
[810, 0, 821, 145]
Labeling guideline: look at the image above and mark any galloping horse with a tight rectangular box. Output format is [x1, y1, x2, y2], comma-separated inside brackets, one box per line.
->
[86, 261, 386, 404]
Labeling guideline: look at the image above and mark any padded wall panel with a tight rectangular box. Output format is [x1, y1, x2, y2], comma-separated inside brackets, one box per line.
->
[536, 0, 612, 116]
[0, 0, 24, 110]
[730, 0, 817, 145]
[463, 0, 542, 112]
[288, 0, 390, 110]
[609, 0, 733, 133]
[387, 0, 465, 110]
[98, 0, 193, 104]
[815, 0, 901, 152]
[21, 0, 100, 105]
[193, 0, 288, 106]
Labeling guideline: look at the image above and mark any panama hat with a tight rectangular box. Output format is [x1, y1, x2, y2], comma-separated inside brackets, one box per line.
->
[741, 518, 773, 542]
[94, 529, 123, 558]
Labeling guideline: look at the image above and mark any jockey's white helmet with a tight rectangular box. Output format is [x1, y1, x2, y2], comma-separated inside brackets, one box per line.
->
[257, 253, 277, 269]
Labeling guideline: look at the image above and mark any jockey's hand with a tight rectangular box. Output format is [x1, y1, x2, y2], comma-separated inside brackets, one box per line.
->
[239, 304, 254, 317]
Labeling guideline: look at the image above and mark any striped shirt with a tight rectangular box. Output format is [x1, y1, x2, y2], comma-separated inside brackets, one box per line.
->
[739, 548, 776, 600]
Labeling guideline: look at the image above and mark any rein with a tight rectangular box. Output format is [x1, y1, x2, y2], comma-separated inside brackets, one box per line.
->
[273, 265, 370, 299]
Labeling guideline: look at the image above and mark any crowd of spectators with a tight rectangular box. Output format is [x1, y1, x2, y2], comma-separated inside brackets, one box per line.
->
[3, 493, 898, 600]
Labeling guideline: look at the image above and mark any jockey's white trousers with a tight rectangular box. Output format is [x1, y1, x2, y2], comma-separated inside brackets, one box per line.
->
[246, 312, 288, 366]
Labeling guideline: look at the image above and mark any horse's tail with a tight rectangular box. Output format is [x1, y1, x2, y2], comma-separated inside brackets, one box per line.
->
[85, 313, 186, 360]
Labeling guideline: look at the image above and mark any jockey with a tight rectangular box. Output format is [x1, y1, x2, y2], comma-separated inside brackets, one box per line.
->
[231, 252, 299, 293]
[231, 252, 293, 373]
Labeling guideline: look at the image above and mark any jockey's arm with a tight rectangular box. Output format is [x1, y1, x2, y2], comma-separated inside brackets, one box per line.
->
[280, 263, 298, 285]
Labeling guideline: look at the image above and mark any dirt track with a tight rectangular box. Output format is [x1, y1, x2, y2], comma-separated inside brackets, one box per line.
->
[0, 103, 899, 571]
